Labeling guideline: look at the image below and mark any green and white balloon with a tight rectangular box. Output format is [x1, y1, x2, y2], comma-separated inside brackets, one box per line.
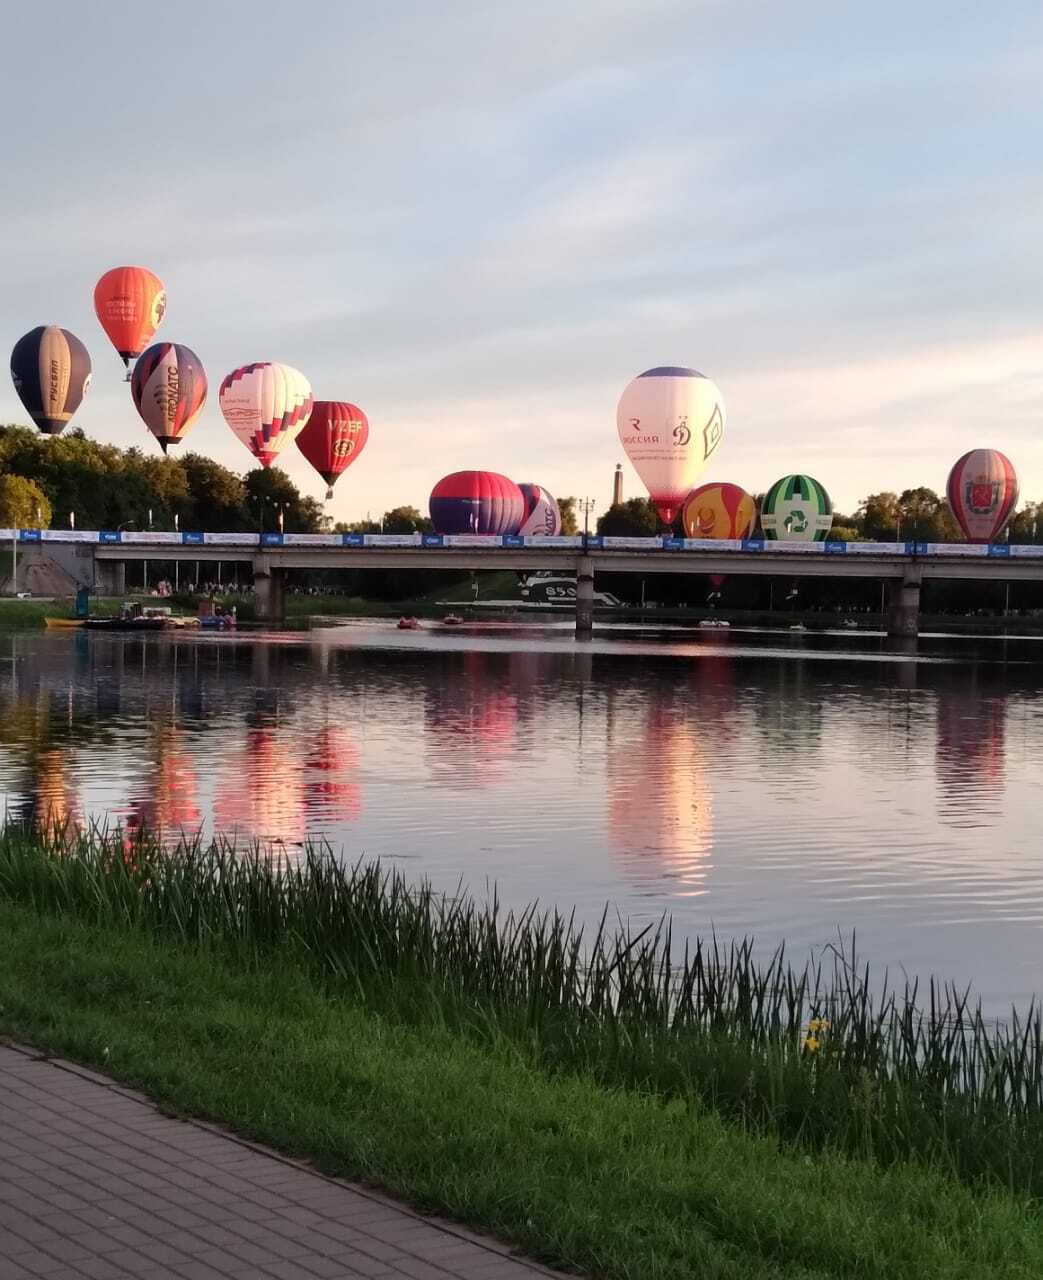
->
[760, 474, 833, 542]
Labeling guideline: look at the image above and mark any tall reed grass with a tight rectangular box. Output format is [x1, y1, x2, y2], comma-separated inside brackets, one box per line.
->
[1, 823, 1041, 1198]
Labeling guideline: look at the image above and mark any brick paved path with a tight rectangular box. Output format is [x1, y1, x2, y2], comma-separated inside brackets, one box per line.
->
[0, 1044, 566, 1280]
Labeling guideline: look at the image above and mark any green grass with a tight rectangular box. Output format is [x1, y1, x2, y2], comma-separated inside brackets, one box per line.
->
[0, 598, 76, 626]
[1, 828, 1042, 1206]
[1, 899, 1041, 1280]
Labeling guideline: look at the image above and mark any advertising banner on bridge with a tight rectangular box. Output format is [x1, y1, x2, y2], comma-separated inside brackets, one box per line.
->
[1009, 544, 1043, 558]
[40, 530, 99, 543]
[182, 531, 205, 545]
[675, 537, 743, 552]
[341, 533, 365, 547]
[522, 535, 582, 547]
[762, 541, 822, 553]
[365, 534, 422, 547]
[278, 534, 342, 546]
[443, 535, 503, 548]
[98, 531, 121, 543]
[601, 536, 661, 549]
[119, 531, 181, 545]
[0, 529, 13, 541]
[924, 543, 987, 557]
[845, 542, 908, 555]
[202, 532, 258, 545]
[822, 541, 848, 553]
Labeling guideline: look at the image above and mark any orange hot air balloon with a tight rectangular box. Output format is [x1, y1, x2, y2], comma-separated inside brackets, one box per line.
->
[93, 266, 167, 375]
[681, 482, 757, 540]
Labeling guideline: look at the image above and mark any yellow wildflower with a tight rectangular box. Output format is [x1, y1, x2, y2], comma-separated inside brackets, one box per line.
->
[804, 1036, 821, 1053]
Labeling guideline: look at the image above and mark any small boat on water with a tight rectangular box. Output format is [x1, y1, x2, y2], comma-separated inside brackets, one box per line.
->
[442, 613, 464, 626]
[699, 618, 730, 628]
[397, 616, 420, 630]
[44, 617, 85, 629]
[84, 616, 167, 631]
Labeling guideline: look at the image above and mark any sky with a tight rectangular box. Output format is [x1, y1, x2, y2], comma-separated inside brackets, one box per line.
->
[2, 0, 1042, 524]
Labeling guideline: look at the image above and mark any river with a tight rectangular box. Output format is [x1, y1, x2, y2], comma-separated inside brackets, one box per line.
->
[2, 621, 1041, 1014]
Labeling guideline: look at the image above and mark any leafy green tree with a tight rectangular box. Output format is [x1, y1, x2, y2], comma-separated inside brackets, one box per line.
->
[1009, 503, 1043, 543]
[597, 498, 661, 537]
[557, 496, 579, 535]
[381, 505, 433, 534]
[243, 468, 328, 533]
[180, 454, 249, 530]
[334, 519, 380, 534]
[857, 491, 901, 540]
[0, 474, 51, 528]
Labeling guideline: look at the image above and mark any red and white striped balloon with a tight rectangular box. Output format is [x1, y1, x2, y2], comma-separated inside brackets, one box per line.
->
[219, 362, 313, 468]
[946, 449, 1019, 543]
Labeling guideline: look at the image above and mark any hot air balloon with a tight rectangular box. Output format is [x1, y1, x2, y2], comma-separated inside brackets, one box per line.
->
[429, 471, 524, 535]
[517, 483, 562, 536]
[617, 366, 725, 528]
[295, 401, 369, 499]
[93, 266, 167, 376]
[10, 326, 92, 436]
[130, 342, 207, 454]
[219, 363, 313, 468]
[760, 475, 833, 542]
[946, 449, 1018, 543]
[681, 482, 756, 540]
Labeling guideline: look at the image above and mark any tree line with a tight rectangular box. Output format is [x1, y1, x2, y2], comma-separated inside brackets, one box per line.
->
[0, 425, 584, 538]
[598, 487, 1043, 542]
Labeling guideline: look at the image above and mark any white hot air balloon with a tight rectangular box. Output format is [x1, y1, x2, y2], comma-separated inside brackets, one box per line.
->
[616, 366, 725, 527]
[219, 362, 314, 468]
[517, 483, 562, 536]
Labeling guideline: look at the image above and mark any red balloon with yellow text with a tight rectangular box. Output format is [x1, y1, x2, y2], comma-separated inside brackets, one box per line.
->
[295, 401, 369, 499]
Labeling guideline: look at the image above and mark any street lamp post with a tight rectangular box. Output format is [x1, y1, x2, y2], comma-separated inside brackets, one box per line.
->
[579, 498, 595, 540]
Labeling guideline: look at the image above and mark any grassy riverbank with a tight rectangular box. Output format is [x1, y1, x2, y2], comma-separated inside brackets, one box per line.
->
[1, 831, 1042, 1278]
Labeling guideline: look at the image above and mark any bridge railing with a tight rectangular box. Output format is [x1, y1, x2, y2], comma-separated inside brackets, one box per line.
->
[4, 528, 1043, 558]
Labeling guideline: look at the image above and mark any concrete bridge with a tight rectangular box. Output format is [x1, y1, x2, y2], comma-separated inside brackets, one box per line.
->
[11, 528, 1043, 637]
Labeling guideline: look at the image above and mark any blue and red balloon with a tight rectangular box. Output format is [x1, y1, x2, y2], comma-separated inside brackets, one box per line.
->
[429, 471, 524, 535]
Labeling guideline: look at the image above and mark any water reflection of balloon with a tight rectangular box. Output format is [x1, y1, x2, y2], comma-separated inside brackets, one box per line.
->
[935, 685, 1006, 827]
[429, 471, 525, 535]
[616, 367, 725, 528]
[303, 727, 361, 822]
[35, 747, 80, 832]
[214, 727, 305, 848]
[946, 449, 1018, 544]
[760, 474, 833, 542]
[423, 652, 519, 787]
[130, 342, 207, 454]
[123, 726, 201, 839]
[606, 703, 714, 888]
[10, 326, 92, 436]
[295, 401, 369, 499]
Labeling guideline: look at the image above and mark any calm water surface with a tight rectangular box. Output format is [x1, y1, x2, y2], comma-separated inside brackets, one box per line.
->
[2, 621, 1042, 1013]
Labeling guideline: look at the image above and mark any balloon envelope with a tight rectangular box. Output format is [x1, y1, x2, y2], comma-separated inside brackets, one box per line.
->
[295, 401, 369, 498]
[130, 342, 207, 453]
[946, 449, 1018, 543]
[761, 474, 833, 541]
[681, 482, 756, 540]
[94, 266, 166, 367]
[517, 483, 562, 536]
[617, 366, 725, 527]
[10, 326, 92, 436]
[219, 362, 313, 468]
[429, 471, 524, 535]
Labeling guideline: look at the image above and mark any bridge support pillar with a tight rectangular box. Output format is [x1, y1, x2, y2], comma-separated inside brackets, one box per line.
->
[886, 571, 921, 638]
[253, 556, 285, 625]
[575, 555, 594, 638]
[94, 559, 126, 598]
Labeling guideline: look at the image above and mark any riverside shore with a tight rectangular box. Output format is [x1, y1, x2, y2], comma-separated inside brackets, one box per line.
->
[1, 830, 1042, 1278]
